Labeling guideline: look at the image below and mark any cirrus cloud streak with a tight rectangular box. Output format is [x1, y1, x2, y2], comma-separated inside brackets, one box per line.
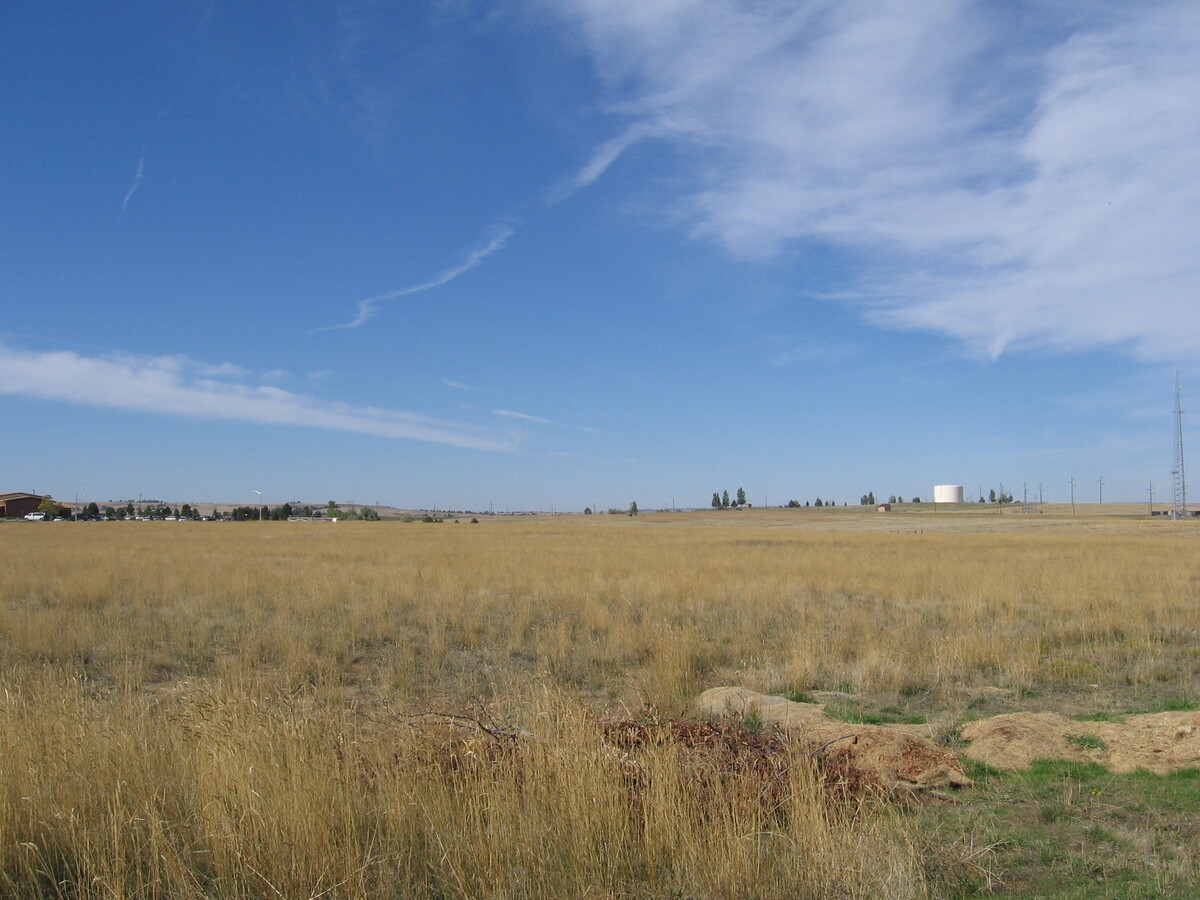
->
[0, 344, 516, 451]
[547, 0, 1200, 362]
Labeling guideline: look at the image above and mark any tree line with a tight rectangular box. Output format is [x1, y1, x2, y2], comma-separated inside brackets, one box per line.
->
[711, 488, 747, 509]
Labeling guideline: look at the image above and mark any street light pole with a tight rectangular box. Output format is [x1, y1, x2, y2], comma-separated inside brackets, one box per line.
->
[253, 490, 263, 521]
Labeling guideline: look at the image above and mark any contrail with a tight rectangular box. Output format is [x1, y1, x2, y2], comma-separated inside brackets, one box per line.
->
[543, 125, 650, 205]
[572, 126, 646, 190]
[120, 150, 145, 216]
[318, 225, 515, 331]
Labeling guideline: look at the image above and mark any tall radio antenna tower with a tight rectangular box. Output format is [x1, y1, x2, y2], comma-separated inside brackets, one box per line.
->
[1172, 371, 1187, 520]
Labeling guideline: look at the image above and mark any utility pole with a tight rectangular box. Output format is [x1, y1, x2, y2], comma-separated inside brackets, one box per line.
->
[1070, 476, 1076, 515]
[1148, 481, 1154, 515]
[1098, 475, 1104, 506]
[1172, 371, 1187, 520]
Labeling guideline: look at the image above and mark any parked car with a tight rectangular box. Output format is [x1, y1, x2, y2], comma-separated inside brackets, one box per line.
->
[24, 511, 46, 521]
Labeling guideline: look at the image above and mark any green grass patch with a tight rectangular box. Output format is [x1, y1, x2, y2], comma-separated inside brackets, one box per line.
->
[741, 704, 765, 735]
[915, 761, 1200, 898]
[1064, 733, 1108, 751]
[1073, 711, 1122, 722]
[824, 702, 926, 725]
[1124, 697, 1196, 714]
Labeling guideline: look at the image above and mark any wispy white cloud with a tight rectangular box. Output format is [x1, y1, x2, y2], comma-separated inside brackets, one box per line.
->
[119, 150, 145, 216]
[493, 408, 553, 424]
[546, 124, 654, 203]
[317, 224, 516, 331]
[492, 407, 603, 434]
[0, 344, 516, 451]
[443, 379, 471, 391]
[545, 0, 1200, 363]
[767, 337, 860, 368]
[572, 125, 647, 189]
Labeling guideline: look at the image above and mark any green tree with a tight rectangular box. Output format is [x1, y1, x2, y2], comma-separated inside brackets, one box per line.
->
[786, 499, 800, 508]
[814, 498, 823, 507]
[721, 490, 730, 508]
[989, 488, 997, 503]
[628, 500, 638, 516]
[37, 497, 68, 517]
[736, 487, 746, 507]
[712, 493, 721, 509]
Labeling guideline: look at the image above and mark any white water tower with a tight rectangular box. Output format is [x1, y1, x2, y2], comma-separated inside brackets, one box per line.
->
[933, 484, 964, 504]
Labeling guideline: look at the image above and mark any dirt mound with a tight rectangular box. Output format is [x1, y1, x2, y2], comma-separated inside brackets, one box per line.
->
[696, 686, 837, 730]
[961, 711, 1200, 774]
[698, 688, 1200, 778]
[696, 687, 972, 791]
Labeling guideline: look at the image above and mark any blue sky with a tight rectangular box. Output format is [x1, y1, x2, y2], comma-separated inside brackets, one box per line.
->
[2, 1, 1198, 510]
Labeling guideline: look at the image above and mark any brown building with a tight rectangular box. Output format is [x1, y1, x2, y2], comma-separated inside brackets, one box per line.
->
[0, 492, 47, 518]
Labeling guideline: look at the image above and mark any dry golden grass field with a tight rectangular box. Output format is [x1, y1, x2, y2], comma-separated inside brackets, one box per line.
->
[1, 507, 1197, 898]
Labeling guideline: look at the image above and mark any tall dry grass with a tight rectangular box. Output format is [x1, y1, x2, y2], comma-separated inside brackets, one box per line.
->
[0, 669, 920, 899]
[1, 511, 1197, 897]
[2, 515, 1196, 703]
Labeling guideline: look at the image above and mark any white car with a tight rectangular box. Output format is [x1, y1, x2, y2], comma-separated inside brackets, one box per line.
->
[24, 511, 46, 521]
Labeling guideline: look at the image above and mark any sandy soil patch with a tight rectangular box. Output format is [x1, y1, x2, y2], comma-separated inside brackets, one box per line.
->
[961, 710, 1200, 774]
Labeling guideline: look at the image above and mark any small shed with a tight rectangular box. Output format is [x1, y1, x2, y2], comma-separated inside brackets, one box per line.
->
[876, 503, 892, 512]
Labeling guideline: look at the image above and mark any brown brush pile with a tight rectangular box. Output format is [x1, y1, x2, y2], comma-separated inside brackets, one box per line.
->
[390, 710, 890, 812]
[697, 686, 974, 791]
[600, 714, 883, 804]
